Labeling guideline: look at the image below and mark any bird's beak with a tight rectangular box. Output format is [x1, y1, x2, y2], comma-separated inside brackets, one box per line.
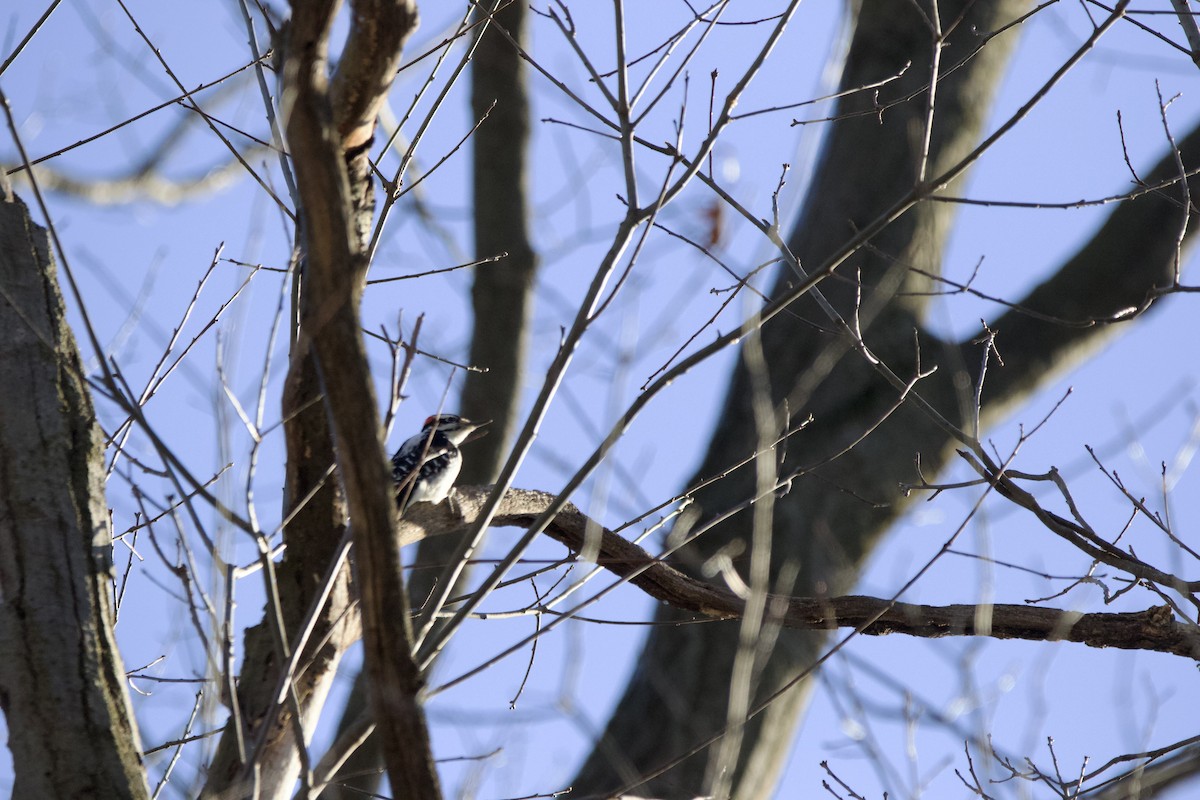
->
[464, 419, 491, 443]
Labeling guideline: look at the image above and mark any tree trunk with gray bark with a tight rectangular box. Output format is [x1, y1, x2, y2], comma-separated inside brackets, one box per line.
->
[0, 187, 150, 800]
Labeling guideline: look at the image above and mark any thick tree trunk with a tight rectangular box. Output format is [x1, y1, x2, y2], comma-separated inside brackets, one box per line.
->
[0, 188, 149, 799]
[578, 0, 1196, 794]
[572, 2, 1026, 796]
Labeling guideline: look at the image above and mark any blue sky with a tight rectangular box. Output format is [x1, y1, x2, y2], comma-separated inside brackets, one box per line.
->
[3, 1, 1200, 797]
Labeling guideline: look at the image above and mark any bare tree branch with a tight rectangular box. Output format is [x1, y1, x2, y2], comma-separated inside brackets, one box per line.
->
[403, 486, 1200, 661]
[328, 3, 540, 793]
[282, 1, 436, 798]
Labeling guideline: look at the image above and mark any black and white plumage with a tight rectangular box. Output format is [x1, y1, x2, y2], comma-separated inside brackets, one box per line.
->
[391, 414, 489, 512]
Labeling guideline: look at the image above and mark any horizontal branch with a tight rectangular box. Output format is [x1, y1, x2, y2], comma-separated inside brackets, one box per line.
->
[399, 486, 1200, 661]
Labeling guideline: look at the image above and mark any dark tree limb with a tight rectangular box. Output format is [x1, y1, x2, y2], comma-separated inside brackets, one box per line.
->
[309, 483, 1199, 795]
[204, 2, 426, 798]
[0, 188, 150, 798]
[403, 487, 1200, 661]
[970, 120, 1200, 417]
[330, 0, 418, 151]
[282, 1, 437, 799]
[459, 0, 538, 477]
[328, 4, 539, 794]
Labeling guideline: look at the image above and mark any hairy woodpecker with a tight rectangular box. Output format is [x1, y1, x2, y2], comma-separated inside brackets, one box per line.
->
[391, 414, 489, 512]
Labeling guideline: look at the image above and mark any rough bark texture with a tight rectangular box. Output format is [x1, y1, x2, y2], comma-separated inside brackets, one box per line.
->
[573, 1, 1195, 796]
[0, 188, 150, 798]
